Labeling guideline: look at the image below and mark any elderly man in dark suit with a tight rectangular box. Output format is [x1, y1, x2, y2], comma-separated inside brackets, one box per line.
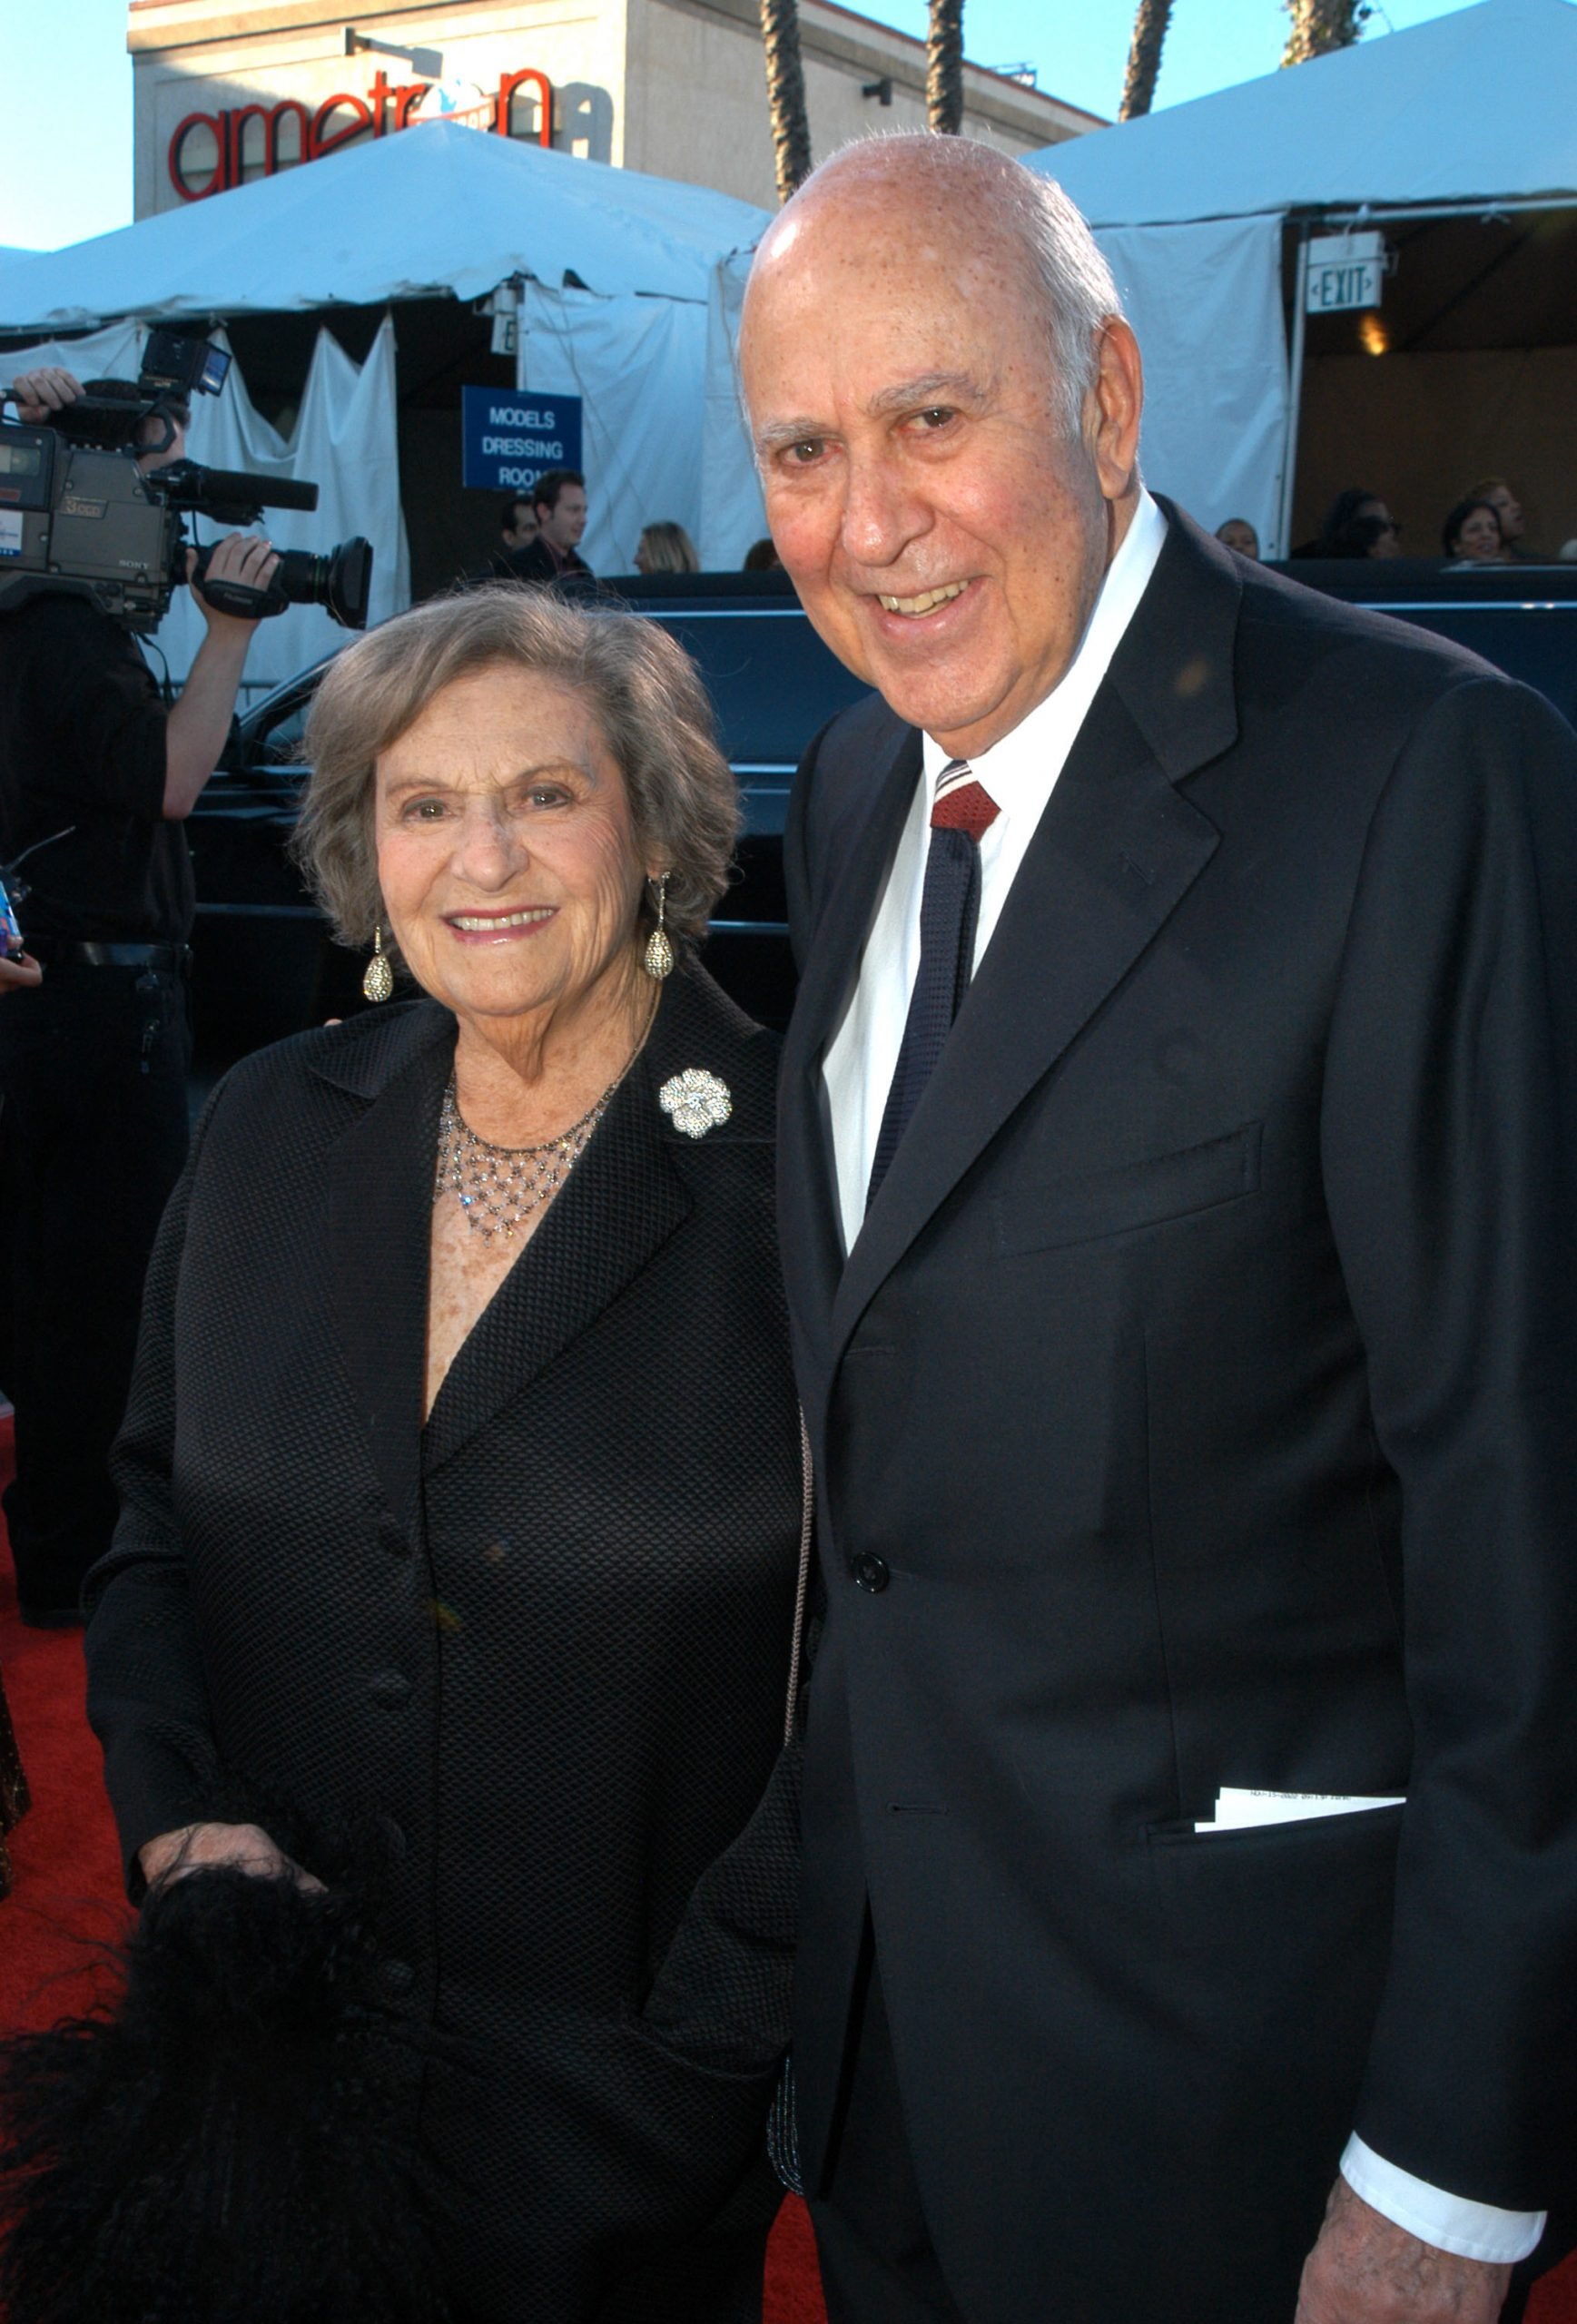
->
[738, 133, 1577, 2324]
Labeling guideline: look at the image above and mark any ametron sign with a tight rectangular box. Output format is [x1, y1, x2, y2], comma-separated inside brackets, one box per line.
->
[168, 66, 554, 202]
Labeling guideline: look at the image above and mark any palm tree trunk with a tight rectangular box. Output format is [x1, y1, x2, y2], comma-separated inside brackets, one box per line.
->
[926, 0, 965, 134]
[759, 0, 813, 202]
[1119, 0, 1173, 121]
[1281, 0, 1370, 66]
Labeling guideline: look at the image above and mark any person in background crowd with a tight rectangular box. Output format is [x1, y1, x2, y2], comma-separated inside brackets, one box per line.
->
[1214, 517, 1259, 559]
[743, 539, 782, 574]
[1467, 477, 1533, 557]
[634, 522, 700, 576]
[1443, 497, 1511, 566]
[741, 129, 1577, 2324]
[0, 366, 277, 1630]
[83, 586, 805, 2322]
[0, 953, 42, 994]
[1305, 487, 1404, 558]
[509, 469, 594, 589]
[492, 493, 540, 576]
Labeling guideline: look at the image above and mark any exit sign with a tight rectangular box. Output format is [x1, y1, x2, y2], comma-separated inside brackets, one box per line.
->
[1306, 231, 1387, 314]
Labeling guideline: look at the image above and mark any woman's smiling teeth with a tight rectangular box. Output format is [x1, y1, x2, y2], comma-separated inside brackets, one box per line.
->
[448, 907, 556, 933]
[876, 580, 970, 616]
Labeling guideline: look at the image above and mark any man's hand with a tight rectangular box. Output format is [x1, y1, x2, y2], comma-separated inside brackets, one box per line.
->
[138, 1819, 323, 1892]
[7, 366, 82, 422]
[1296, 2179, 1511, 2323]
[187, 532, 280, 638]
[0, 950, 43, 993]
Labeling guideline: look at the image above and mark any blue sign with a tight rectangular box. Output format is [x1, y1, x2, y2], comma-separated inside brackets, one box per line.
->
[461, 386, 583, 493]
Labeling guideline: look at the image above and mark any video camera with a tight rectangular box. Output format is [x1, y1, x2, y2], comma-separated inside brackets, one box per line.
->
[0, 328, 371, 634]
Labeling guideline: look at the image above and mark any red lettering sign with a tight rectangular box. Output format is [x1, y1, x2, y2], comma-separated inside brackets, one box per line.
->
[497, 69, 554, 145]
[310, 92, 375, 159]
[168, 113, 229, 202]
[229, 98, 311, 181]
[166, 67, 557, 200]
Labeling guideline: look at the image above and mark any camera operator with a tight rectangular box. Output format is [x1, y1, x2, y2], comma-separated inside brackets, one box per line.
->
[0, 365, 278, 1628]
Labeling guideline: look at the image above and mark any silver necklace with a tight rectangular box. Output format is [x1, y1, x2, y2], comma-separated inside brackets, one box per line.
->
[434, 1075, 615, 1240]
[434, 991, 659, 1241]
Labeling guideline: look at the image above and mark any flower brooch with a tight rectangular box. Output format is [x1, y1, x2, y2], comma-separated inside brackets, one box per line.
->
[658, 1068, 733, 1139]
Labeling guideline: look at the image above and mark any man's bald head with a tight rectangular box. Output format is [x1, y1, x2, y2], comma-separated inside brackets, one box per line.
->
[738, 134, 1145, 758]
[753, 135, 1124, 439]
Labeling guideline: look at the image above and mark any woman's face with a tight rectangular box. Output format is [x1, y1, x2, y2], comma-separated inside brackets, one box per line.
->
[1454, 506, 1504, 562]
[1483, 484, 1523, 541]
[373, 667, 651, 1034]
[633, 536, 651, 575]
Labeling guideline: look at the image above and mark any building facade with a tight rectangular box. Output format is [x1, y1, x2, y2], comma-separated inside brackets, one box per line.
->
[129, 0, 1100, 220]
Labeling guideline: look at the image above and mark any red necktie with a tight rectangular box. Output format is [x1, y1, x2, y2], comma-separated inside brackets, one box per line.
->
[866, 760, 1000, 1210]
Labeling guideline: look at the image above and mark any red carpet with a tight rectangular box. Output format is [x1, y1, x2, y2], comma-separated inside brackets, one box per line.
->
[1, 1411, 1571, 2319]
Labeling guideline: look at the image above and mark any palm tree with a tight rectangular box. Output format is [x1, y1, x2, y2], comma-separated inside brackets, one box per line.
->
[927, 0, 965, 134]
[759, 0, 813, 202]
[1281, 0, 1370, 66]
[1119, 0, 1173, 121]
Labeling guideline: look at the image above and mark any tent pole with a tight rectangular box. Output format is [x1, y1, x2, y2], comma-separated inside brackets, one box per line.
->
[1277, 225, 1310, 560]
[514, 276, 528, 395]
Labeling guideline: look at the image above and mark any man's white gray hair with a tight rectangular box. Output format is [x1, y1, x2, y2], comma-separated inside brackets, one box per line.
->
[765, 133, 1126, 442]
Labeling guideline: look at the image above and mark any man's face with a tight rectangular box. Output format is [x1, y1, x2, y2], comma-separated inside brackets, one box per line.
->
[740, 173, 1141, 759]
[1483, 483, 1523, 542]
[537, 485, 588, 554]
[503, 500, 538, 551]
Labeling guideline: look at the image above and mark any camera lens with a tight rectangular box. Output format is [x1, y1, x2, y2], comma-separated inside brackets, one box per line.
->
[272, 537, 372, 631]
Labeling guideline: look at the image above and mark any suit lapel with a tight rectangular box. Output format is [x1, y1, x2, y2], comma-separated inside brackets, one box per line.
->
[779, 721, 922, 1354]
[823, 505, 1243, 1366]
[323, 1006, 455, 1550]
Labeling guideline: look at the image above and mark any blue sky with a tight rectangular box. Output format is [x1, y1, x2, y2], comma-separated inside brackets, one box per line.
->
[3, 0, 1489, 251]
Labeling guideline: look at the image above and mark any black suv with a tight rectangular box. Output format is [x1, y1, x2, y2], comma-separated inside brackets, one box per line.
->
[187, 559, 1577, 1066]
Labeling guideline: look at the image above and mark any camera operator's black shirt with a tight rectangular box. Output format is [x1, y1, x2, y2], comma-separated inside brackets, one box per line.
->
[0, 592, 192, 945]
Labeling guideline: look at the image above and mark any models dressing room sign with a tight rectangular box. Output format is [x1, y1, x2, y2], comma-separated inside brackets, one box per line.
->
[167, 66, 555, 202]
[461, 389, 584, 494]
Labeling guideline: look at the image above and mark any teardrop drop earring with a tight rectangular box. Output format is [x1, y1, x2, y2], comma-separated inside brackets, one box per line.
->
[362, 922, 394, 1003]
[643, 875, 675, 982]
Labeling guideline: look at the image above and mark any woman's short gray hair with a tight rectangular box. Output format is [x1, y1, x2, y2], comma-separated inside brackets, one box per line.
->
[292, 586, 738, 960]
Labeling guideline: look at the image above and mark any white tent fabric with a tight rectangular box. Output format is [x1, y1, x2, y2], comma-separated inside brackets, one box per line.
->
[1024, 0, 1577, 226]
[0, 123, 769, 332]
[519, 284, 709, 576]
[1099, 218, 1289, 552]
[700, 254, 766, 573]
[2, 317, 408, 687]
[695, 215, 1291, 566]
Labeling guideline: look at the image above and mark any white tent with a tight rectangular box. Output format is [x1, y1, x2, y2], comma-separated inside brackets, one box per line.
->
[0, 122, 768, 328]
[1020, 0, 1577, 555]
[0, 124, 769, 612]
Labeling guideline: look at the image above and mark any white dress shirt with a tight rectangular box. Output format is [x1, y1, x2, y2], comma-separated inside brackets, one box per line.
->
[818, 487, 1545, 2269]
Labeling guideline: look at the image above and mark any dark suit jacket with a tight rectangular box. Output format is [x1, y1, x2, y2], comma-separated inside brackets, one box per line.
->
[85, 962, 803, 2321]
[508, 537, 595, 589]
[778, 507, 1577, 2321]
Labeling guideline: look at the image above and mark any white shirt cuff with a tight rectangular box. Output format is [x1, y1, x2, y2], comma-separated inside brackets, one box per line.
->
[1341, 2133, 1545, 2264]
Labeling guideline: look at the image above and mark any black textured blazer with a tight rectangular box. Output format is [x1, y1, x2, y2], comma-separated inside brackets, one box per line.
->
[86, 960, 805, 2319]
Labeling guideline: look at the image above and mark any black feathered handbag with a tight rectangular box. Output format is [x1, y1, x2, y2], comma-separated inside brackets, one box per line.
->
[0, 1864, 454, 2323]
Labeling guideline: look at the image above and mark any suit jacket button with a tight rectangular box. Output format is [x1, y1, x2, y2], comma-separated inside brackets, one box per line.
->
[369, 1669, 411, 1707]
[851, 1552, 890, 1593]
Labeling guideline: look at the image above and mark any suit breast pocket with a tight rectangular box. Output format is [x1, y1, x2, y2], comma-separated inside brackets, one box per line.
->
[993, 1123, 1263, 1258]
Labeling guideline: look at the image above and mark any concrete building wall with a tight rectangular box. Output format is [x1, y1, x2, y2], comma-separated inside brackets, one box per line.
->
[129, 0, 1099, 221]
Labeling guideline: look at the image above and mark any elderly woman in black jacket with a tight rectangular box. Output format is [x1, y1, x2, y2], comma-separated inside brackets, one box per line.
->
[81, 589, 805, 2324]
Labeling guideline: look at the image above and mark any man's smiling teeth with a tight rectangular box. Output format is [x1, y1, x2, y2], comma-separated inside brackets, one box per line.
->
[877, 581, 969, 616]
[448, 908, 554, 931]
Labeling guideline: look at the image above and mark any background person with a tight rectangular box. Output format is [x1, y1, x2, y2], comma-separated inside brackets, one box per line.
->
[634, 522, 700, 576]
[1215, 516, 1260, 558]
[0, 366, 277, 1630]
[1467, 477, 1533, 557]
[83, 586, 804, 2323]
[743, 539, 782, 574]
[1443, 496, 1511, 565]
[492, 491, 540, 576]
[740, 132, 1577, 2324]
[510, 468, 594, 588]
